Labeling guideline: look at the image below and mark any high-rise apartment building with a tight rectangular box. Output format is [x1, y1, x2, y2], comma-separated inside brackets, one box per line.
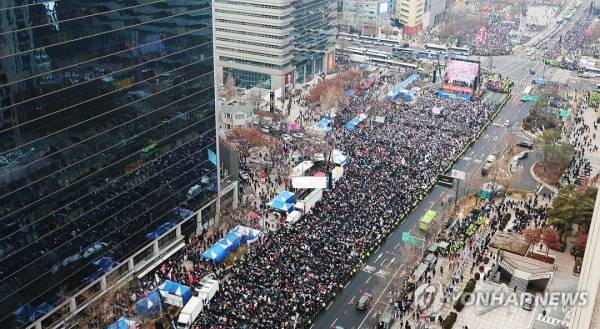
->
[214, 0, 337, 91]
[0, 1, 217, 327]
[395, 0, 425, 35]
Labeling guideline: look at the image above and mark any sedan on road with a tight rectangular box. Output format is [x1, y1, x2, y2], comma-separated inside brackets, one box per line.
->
[356, 293, 373, 311]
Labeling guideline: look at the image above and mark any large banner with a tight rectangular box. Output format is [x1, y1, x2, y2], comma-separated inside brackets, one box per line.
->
[443, 84, 473, 94]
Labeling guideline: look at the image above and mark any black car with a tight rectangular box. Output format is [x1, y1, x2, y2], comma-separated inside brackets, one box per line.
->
[517, 141, 534, 150]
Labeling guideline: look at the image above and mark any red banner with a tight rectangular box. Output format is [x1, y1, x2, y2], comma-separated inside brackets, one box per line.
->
[443, 84, 473, 95]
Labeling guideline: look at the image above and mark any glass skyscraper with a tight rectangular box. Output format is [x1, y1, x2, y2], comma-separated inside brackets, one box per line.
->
[0, 1, 216, 327]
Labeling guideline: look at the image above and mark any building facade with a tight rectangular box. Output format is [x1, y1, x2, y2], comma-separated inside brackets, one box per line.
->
[394, 0, 424, 35]
[421, 0, 447, 31]
[570, 191, 600, 329]
[214, 0, 336, 91]
[0, 1, 217, 328]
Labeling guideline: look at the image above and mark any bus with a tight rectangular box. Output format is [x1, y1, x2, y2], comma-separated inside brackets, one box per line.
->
[425, 43, 448, 53]
[449, 46, 470, 56]
[419, 210, 438, 231]
[417, 50, 440, 60]
[369, 58, 417, 69]
[585, 66, 600, 78]
[365, 49, 390, 59]
[380, 38, 399, 47]
[344, 47, 367, 55]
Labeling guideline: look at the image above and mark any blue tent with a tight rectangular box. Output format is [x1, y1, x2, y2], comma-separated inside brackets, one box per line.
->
[108, 317, 136, 329]
[273, 191, 296, 204]
[314, 117, 332, 133]
[224, 231, 243, 250]
[268, 200, 294, 213]
[202, 242, 229, 263]
[135, 290, 161, 317]
[158, 280, 193, 306]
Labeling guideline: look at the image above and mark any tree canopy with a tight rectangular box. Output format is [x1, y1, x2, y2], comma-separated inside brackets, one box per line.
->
[549, 186, 597, 235]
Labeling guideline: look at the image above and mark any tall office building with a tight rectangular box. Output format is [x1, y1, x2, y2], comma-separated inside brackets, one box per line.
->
[0, 1, 216, 327]
[213, 0, 336, 91]
[570, 191, 600, 329]
[394, 0, 425, 35]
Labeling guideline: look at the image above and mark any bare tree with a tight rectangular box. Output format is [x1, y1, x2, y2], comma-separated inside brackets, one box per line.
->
[219, 74, 238, 100]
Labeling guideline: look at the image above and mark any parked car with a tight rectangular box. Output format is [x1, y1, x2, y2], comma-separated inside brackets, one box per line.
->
[517, 141, 534, 149]
[356, 293, 373, 310]
[522, 294, 534, 311]
[519, 152, 529, 160]
[504, 119, 511, 127]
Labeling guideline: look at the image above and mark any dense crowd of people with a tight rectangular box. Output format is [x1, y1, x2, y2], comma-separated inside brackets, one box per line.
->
[543, 17, 591, 63]
[186, 72, 499, 327]
[470, 15, 515, 56]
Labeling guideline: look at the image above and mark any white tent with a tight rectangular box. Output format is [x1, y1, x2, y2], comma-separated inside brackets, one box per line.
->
[290, 161, 314, 177]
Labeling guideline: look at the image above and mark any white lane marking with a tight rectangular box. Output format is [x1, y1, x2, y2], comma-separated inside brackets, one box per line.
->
[358, 264, 404, 329]
[331, 318, 338, 326]
[463, 156, 472, 161]
[349, 296, 356, 305]
[365, 275, 373, 284]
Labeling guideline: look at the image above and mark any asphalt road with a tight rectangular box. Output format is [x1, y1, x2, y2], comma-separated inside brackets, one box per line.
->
[311, 89, 541, 329]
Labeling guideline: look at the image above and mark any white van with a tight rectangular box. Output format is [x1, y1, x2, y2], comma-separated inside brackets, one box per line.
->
[177, 297, 203, 329]
[286, 210, 303, 226]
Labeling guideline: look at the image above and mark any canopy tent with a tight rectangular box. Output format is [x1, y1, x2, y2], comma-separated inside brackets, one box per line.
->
[345, 113, 368, 130]
[290, 161, 314, 177]
[330, 149, 349, 166]
[386, 74, 419, 100]
[158, 280, 193, 307]
[202, 226, 263, 263]
[268, 199, 294, 213]
[374, 116, 385, 124]
[431, 106, 443, 115]
[331, 166, 344, 182]
[202, 242, 229, 263]
[135, 290, 161, 317]
[273, 191, 296, 204]
[314, 117, 332, 133]
[224, 231, 244, 250]
[287, 121, 299, 131]
[230, 225, 262, 243]
[108, 317, 137, 329]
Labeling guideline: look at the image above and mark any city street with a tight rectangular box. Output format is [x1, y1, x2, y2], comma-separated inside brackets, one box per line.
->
[311, 77, 541, 329]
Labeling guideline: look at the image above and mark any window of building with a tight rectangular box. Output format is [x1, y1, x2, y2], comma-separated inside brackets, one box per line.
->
[223, 67, 272, 89]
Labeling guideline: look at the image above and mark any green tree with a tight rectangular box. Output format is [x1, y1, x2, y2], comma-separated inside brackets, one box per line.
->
[541, 128, 560, 162]
[549, 186, 597, 240]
